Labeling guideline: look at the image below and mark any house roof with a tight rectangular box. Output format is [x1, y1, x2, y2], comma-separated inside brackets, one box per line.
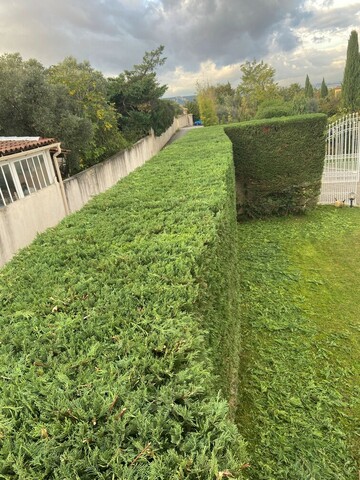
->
[0, 137, 57, 157]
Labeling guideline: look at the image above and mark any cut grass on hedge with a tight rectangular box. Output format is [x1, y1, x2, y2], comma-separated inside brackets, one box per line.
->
[236, 206, 360, 479]
[0, 127, 247, 479]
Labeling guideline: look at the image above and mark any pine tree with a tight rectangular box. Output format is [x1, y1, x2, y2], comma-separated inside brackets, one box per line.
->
[342, 30, 360, 111]
[304, 74, 314, 98]
[320, 78, 328, 98]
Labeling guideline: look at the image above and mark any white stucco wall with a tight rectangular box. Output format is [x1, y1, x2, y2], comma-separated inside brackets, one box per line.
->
[0, 115, 193, 268]
[0, 182, 66, 266]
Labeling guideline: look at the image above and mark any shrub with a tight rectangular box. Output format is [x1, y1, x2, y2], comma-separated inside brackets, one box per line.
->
[150, 99, 179, 136]
[0, 127, 247, 478]
[225, 114, 327, 218]
[255, 99, 293, 119]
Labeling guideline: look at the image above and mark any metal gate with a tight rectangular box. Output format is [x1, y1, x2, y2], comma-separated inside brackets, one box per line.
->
[319, 113, 360, 205]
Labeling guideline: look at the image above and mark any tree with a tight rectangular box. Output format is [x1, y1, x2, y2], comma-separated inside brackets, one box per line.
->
[56, 113, 94, 175]
[214, 82, 235, 103]
[304, 74, 314, 98]
[183, 99, 200, 122]
[196, 83, 218, 126]
[48, 57, 126, 170]
[237, 60, 279, 118]
[0, 54, 98, 175]
[0, 53, 57, 136]
[107, 46, 174, 141]
[151, 99, 181, 136]
[279, 83, 303, 102]
[292, 93, 318, 114]
[212, 83, 239, 124]
[320, 78, 329, 98]
[342, 30, 360, 111]
[318, 88, 341, 117]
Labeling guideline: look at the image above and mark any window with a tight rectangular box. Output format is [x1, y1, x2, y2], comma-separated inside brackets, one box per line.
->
[0, 151, 54, 207]
[0, 164, 18, 206]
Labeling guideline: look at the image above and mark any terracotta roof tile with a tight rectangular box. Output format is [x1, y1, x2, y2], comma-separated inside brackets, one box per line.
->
[0, 138, 56, 157]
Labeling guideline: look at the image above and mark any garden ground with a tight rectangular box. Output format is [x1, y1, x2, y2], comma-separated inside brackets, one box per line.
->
[236, 206, 360, 479]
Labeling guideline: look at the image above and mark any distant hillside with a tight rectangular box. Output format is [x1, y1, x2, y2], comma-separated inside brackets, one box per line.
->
[165, 95, 196, 105]
[314, 81, 341, 89]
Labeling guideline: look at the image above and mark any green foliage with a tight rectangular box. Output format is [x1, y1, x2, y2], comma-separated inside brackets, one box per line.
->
[0, 53, 127, 176]
[342, 30, 360, 111]
[0, 127, 247, 478]
[184, 99, 200, 122]
[320, 77, 329, 98]
[0, 53, 59, 136]
[214, 82, 235, 100]
[279, 83, 303, 102]
[304, 74, 314, 98]
[150, 99, 179, 136]
[107, 46, 171, 142]
[237, 60, 279, 117]
[292, 93, 319, 114]
[224, 114, 327, 217]
[48, 57, 127, 172]
[198, 95, 218, 126]
[213, 83, 240, 124]
[196, 84, 218, 126]
[56, 113, 94, 176]
[195, 82, 240, 125]
[318, 90, 341, 117]
[255, 99, 293, 119]
[236, 207, 360, 478]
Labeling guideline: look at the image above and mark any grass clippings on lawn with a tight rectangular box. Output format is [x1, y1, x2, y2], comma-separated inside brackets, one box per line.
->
[236, 206, 360, 480]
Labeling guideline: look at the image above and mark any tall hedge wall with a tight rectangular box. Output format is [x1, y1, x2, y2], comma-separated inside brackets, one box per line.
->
[0, 127, 247, 478]
[225, 114, 327, 218]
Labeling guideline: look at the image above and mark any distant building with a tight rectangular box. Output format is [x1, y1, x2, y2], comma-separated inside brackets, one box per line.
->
[333, 86, 342, 98]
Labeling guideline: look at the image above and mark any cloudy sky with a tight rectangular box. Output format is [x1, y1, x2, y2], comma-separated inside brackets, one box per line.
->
[0, 0, 359, 96]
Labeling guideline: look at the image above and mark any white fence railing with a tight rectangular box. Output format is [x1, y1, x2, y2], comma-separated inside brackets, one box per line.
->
[319, 113, 360, 205]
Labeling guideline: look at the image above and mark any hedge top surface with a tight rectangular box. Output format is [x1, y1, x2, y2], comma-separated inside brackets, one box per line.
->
[0, 126, 247, 479]
[224, 113, 328, 130]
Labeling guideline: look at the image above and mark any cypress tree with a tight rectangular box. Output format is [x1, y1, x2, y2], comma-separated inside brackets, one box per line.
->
[342, 30, 360, 111]
[320, 78, 328, 98]
[305, 74, 314, 98]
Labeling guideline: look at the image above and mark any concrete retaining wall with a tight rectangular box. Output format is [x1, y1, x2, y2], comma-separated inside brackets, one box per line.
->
[0, 182, 66, 266]
[0, 115, 192, 268]
[64, 115, 192, 213]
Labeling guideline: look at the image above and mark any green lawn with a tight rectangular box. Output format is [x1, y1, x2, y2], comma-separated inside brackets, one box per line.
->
[236, 206, 360, 479]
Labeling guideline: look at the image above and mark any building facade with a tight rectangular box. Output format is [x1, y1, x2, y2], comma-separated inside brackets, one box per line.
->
[0, 137, 60, 207]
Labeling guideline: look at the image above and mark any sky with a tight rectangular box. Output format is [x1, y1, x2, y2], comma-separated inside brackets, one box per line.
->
[0, 0, 359, 96]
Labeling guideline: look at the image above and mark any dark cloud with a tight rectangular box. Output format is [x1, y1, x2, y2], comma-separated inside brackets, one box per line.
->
[0, 0, 305, 72]
[299, 4, 360, 31]
[0, 0, 357, 94]
[274, 28, 301, 51]
[147, 0, 304, 69]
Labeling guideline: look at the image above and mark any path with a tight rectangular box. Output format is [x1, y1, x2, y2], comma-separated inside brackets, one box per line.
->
[164, 125, 203, 147]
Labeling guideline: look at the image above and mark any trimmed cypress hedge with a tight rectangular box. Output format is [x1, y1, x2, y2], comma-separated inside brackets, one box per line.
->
[225, 114, 327, 218]
[0, 127, 247, 478]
